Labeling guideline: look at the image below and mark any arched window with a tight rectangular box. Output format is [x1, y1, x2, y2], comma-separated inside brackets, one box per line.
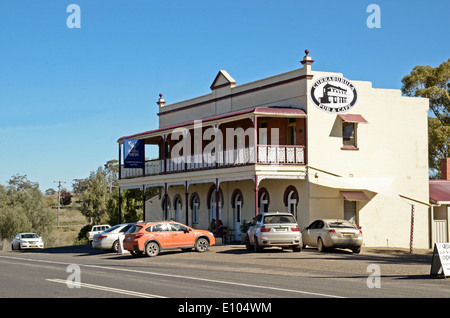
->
[283, 185, 298, 218]
[161, 195, 171, 220]
[231, 189, 244, 240]
[173, 194, 182, 222]
[190, 193, 200, 225]
[258, 188, 270, 213]
[207, 185, 223, 222]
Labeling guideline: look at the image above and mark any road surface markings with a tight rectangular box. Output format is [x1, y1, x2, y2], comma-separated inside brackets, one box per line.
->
[46, 278, 166, 298]
[0, 255, 345, 298]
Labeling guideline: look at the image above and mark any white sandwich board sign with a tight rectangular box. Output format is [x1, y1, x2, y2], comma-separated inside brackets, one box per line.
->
[430, 243, 450, 278]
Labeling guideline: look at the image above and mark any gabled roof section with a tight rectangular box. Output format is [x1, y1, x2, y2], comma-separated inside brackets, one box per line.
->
[210, 70, 236, 90]
[429, 180, 450, 204]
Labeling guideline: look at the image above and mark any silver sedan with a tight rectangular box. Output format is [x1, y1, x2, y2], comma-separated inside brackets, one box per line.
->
[92, 223, 135, 252]
[301, 219, 363, 253]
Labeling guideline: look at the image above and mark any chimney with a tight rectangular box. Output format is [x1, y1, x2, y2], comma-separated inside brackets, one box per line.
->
[442, 158, 450, 180]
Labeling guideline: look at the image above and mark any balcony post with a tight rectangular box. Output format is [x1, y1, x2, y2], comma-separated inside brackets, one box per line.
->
[118, 142, 122, 180]
[215, 178, 220, 222]
[162, 134, 168, 174]
[253, 116, 258, 164]
[118, 187, 122, 224]
[164, 182, 168, 220]
[254, 175, 259, 216]
[142, 185, 146, 222]
[185, 181, 189, 226]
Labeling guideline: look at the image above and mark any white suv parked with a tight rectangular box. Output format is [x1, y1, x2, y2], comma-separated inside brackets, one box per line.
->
[88, 224, 110, 242]
[246, 212, 302, 252]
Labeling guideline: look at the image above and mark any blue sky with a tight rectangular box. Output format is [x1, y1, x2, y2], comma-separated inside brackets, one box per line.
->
[0, 0, 449, 192]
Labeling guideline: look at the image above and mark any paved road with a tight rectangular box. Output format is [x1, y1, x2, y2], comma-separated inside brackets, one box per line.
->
[0, 244, 448, 303]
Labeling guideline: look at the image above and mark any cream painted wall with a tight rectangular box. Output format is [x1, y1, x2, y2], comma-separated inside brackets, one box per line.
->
[305, 70, 430, 249]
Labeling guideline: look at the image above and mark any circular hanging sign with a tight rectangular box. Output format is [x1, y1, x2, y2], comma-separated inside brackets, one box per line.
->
[310, 76, 358, 113]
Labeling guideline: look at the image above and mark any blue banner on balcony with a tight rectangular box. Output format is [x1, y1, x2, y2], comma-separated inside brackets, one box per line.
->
[124, 139, 145, 169]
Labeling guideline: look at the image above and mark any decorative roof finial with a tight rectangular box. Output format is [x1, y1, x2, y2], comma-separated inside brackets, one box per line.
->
[156, 93, 166, 107]
[301, 49, 314, 66]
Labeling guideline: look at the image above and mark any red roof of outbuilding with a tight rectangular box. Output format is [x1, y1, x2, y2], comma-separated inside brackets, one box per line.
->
[429, 180, 450, 203]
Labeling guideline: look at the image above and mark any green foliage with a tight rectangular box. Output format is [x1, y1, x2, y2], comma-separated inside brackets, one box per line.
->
[402, 59, 450, 177]
[0, 175, 55, 241]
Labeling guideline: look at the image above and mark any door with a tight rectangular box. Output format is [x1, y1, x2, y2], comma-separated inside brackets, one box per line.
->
[304, 220, 323, 246]
[150, 223, 172, 249]
[170, 223, 196, 247]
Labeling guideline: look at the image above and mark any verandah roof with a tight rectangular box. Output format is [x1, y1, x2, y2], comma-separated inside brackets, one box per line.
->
[117, 106, 306, 143]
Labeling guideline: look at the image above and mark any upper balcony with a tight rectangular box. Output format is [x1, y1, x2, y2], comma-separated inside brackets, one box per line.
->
[118, 106, 307, 180]
[121, 144, 305, 179]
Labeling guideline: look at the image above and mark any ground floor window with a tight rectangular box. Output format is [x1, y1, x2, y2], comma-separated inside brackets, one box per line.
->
[208, 188, 223, 222]
[284, 185, 298, 218]
[287, 190, 297, 218]
[173, 194, 182, 222]
[191, 193, 199, 224]
[259, 188, 270, 213]
[344, 200, 357, 223]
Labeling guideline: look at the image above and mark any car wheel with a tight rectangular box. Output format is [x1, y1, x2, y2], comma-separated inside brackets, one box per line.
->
[195, 238, 209, 252]
[145, 241, 160, 257]
[352, 246, 361, 254]
[245, 235, 253, 251]
[112, 240, 119, 253]
[254, 236, 263, 253]
[11, 244, 15, 251]
[317, 238, 326, 252]
[292, 245, 302, 252]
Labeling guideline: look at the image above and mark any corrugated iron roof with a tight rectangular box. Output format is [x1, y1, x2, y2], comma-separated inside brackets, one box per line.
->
[429, 180, 450, 203]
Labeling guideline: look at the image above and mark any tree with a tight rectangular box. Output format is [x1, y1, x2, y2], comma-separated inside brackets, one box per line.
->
[60, 189, 73, 207]
[0, 175, 55, 241]
[79, 167, 109, 224]
[401, 59, 450, 177]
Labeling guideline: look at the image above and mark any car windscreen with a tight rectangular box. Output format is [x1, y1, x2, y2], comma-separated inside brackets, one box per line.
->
[21, 234, 39, 239]
[264, 215, 296, 224]
[127, 225, 143, 233]
[329, 221, 356, 229]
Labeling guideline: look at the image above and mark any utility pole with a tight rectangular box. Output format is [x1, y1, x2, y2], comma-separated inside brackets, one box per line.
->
[54, 180, 66, 226]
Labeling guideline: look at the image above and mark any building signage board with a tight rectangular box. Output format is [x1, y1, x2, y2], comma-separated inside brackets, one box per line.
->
[310, 76, 358, 114]
[430, 243, 450, 278]
[123, 139, 145, 169]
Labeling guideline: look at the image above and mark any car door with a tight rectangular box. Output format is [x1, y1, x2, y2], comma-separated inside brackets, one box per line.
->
[169, 223, 196, 248]
[303, 221, 315, 245]
[305, 220, 323, 247]
[150, 223, 172, 249]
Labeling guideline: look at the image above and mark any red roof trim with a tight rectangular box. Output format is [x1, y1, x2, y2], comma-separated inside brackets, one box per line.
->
[338, 114, 368, 123]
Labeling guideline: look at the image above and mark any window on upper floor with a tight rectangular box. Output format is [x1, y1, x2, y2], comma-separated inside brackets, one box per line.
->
[342, 122, 356, 148]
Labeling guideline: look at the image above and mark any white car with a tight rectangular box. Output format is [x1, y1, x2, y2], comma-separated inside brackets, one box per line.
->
[11, 233, 44, 250]
[92, 223, 135, 252]
[88, 224, 110, 242]
[246, 212, 302, 252]
[301, 219, 363, 253]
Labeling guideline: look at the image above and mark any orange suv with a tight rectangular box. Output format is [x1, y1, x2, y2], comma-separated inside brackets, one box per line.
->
[123, 221, 215, 257]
